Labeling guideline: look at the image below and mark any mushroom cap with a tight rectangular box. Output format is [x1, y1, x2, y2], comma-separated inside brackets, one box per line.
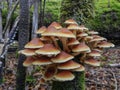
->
[41, 26, 58, 36]
[88, 50, 101, 57]
[77, 32, 88, 37]
[72, 43, 90, 52]
[58, 60, 80, 70]
[67, 24, 83, 31]
[32, 56, 52, 65]
[51, 51, 74, 63]
[35, 44, 60, 55]
[64, 19, 77, 25]
[79, 25, 88, 31]
[89, 36, 106, 42]
[44, 65, 57, 80]
[25, 38, 44, 49]
[49, 22, 62, 29]
[85, 58, 100, 66]
[40, 36, 52, 42]
[72, 65, 85, 72]
[18, 49, 37, 56]
[23, 56, 35, 67]
[54, 71, 75, 81]
[97, 41, 115, 48]
[36, 26, 47, 34]
[87, 31, 99, 35]
[57, 28, 76, 38]
[68, 38, 79, 46]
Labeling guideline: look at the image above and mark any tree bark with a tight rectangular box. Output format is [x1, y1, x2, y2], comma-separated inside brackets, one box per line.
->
[16, 0, 29, 90]
[0, 1, 3, 41]
[52, 72, 85, 90]
[31, 0, 39, 38]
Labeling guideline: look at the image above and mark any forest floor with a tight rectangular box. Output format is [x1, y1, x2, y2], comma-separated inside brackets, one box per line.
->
[0, 46, 120, 90]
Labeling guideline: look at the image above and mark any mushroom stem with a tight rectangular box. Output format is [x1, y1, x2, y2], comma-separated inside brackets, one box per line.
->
[60, 37, 70, 52]
[51, 36, 61, 50]
[80, 53, 86, 63]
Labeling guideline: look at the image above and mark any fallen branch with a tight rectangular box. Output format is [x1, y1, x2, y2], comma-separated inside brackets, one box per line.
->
[108, 63, 120, 68]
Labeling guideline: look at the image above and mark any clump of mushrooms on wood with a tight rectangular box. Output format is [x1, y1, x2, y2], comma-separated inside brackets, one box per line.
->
[19, 19, 115, 82]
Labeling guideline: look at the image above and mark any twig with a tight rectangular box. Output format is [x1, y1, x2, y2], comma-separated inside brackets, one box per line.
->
[109, 69, 118, 90]
[108, 63, 120, 68]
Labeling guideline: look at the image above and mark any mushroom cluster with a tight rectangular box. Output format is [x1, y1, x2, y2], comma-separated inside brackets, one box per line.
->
[19, 19, 115, 82]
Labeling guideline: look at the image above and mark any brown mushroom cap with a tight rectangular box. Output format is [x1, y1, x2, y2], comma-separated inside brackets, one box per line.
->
[54, 71, 75, 81]
[64, 19, 77, 25]
[67, 24, 83, 31]
[18, 49, 37, 56]
[35, 44, 60, 55]
[36, 26, 47, 34]
[32, 56, 52, 65]
[72, 43, 90, 52]
[57, 28, 76, 38]
[49, 22, 62, 29]
[85, 58, 101, 66]
[23, 56, 35, 67]
[44, 65, 57, 80]
[58, 60, 80, 70]
[67, 38, 79, 46]
[77, 32, 88, 37]
[88, 50, 101, 57]
[51, 51, 74, 63]
[97, 41, 115, 48]
[41, 26, 58, 36]
[25, 38, 44, 49]
[89, 36, 106, 42]
[72, 65, 85, 72]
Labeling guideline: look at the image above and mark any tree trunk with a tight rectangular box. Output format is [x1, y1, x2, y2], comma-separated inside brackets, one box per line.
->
[0, 1, 3, 41]
[60, 0, 94, 24]
[52, 72, 85, 90]
[16, 0, 29, 90]
[0, 60, 3, 84]
[31, 0, 39, 38]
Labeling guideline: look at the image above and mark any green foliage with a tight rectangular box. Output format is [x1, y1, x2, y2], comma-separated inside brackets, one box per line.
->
[86, 0, 120, 35]
[44, 0, 62, 25]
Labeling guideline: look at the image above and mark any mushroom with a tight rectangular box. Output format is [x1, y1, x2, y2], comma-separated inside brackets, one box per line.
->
[36, 26, 47, 34]
[51, 51, 74, 63]
[32, 56, 52, 65]
[41, 26, 60, 49]
[49, 22, 62, 29]
[57, 28, 76, 52]
[58, 60, 80, 70]
[97, 41, 115, 48]
[24, 38, 44, 49]
[54, 71, 75, 81]
[18, 49, 37, 56]
[88, 50, 101, 57]
[72, 65, 85, 72]
[23, 56, 35, 67]
[35, 44, 60, 56]
[84, 58, 100, 66]
[64, 19, 78, 25]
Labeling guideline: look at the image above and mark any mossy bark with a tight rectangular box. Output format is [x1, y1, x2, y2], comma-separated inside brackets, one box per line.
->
[60, 0, 94, 24]
[52, 71, 85, 90]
